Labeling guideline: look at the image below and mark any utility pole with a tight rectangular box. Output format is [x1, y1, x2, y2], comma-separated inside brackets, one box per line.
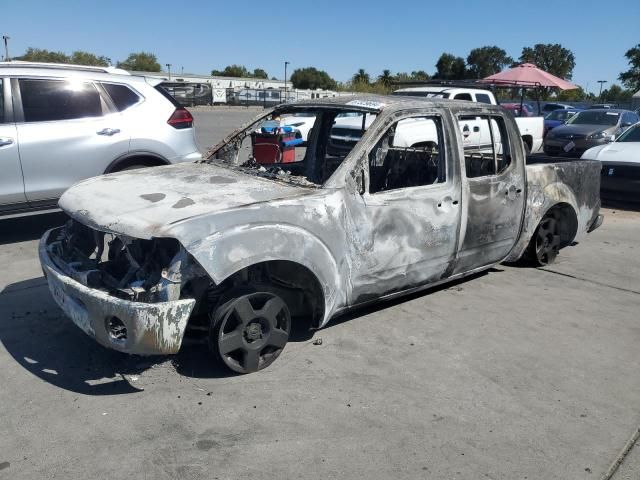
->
[597, 80, 607, 101]
[2, 36, 10, 62]
[284, 61, 290, 103]
[166, 63, 172, 81]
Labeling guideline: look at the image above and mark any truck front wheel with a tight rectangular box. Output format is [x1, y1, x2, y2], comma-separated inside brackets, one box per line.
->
[208, 289, 291, 374]
[527, 212, 561, 266]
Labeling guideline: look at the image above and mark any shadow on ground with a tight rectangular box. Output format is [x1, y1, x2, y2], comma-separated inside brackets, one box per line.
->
[601, 197, 640, 213]
[0, 264, 493, 396]
[0, 211, 68, 246]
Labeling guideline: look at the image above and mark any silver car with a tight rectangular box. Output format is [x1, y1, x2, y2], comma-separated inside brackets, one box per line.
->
[0, 62, 201, 217]
[543, 109, 640, 157]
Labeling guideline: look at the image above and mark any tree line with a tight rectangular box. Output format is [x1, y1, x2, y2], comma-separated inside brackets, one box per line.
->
[10, 43, 640, 103]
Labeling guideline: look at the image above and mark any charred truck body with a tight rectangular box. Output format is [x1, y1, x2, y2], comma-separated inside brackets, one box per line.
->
[40, 96, 603, 373]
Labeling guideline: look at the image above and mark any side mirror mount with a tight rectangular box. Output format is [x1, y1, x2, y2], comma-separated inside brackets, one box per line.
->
[357, 168, 366, 195]
[606, 135, 616, 143]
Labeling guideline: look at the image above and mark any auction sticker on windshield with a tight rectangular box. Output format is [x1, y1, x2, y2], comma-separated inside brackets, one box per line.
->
[346, 99, 386, 110]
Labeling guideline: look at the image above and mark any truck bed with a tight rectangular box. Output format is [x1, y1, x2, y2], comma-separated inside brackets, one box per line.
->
[505, 155, 602, 262]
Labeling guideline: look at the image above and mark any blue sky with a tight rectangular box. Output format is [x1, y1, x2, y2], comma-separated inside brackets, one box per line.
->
[4, 0, 639, 93]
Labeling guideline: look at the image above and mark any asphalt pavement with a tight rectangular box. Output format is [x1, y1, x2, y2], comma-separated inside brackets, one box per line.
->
[0, 108, 638, 480]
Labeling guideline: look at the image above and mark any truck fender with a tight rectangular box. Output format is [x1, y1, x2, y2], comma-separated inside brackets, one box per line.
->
[185, 224, 345, 326]
[506, 181, 580, 262]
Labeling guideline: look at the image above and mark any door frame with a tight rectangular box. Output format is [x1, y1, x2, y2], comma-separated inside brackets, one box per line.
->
[347, 108, 464, 303]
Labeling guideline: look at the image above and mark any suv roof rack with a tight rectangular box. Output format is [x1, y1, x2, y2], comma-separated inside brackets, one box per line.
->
[0, 61, 130, 75]
[394, 79, 543, 90]
[394, 79, 490, 90]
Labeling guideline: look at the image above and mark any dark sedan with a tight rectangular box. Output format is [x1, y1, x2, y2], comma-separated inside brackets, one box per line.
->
[543, 109, 640, 156]
[543, 109, 582, 137]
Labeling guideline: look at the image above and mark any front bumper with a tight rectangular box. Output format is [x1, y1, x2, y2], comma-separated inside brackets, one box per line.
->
[39, 228, 196, 355]
[543, 137, 607, 157]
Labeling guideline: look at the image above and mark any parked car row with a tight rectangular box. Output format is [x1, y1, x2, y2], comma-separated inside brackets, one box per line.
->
[582, 121, 640, 200]
[543, 109, 640, 157]
[0, 62, 201, 217]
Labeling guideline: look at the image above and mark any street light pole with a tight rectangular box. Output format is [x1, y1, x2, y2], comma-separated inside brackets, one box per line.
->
[2, 36, 10, 61]
[597, 80, 607, 101]
[166, 63, 172, 81]
[284, 61, 290, 103]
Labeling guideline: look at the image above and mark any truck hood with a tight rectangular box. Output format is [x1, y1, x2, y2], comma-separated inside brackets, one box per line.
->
[59, 163, 312, 239]
[582, 142, 640, 165]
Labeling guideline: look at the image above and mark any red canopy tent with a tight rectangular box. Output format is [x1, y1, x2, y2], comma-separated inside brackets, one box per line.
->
[481, 63, 578, 90]
[479, 63, 578, 115]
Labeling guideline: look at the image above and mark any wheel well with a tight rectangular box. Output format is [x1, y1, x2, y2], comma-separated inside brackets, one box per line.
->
[205, 260, 326, 330]
[546, 202, 578, 247]
[105, 154, 168, 173]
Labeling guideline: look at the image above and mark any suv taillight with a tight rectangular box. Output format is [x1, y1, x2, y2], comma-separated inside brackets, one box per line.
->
[167, 108, 193, 129]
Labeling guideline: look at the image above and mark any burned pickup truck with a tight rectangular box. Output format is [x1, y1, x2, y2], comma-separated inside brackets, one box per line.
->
[39, 95, 603, 373]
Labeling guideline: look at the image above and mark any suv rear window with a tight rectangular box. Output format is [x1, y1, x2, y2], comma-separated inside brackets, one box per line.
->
[154, 85, 182, 108]
[19, 78, 103, 122]
[102, 83, 140, 111]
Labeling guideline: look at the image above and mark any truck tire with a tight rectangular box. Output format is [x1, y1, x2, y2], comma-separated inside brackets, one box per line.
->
[208, 288, 291, 374]
[526, 211, 561, 266]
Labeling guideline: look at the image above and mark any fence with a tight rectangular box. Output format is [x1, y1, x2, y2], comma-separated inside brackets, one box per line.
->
[227, 89, 349, 108]
[160, 83, 354, 108]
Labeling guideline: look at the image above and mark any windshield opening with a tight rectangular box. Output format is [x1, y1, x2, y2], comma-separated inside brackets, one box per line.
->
[205, 107, 376, 187]
[545, 110, 578, 121]
[617, 124, 640, 143]
[567, 111, 620, 126]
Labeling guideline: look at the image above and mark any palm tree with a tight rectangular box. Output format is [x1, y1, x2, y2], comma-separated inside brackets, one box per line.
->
[377, 69, 394, 88]
[352, 68, 370, 85]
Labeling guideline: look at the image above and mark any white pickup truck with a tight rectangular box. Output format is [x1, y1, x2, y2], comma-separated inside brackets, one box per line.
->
[394, 86, 544, 154]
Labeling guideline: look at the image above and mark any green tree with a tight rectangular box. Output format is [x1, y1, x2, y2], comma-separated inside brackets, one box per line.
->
[600, 84, 634, 103]
[352, 69, 370, 85]
[211, 65, 270, 79]
[117, 52, 161, 72]
[410, 70, 430, 81]
[619, 44, 640, 92]
[556, 87, 589, 102]
[377, 69, 394, 88]
[466, 46, 513, 79]
[290, 67, 337, 90]
[211, 64, 249, 77]
[434, 53, 467, 80]
[14, 47, 69, 63]
[519, 43, 576, 79]
[70, 51, 110, 67]
[252, 68, 269, 79]
[394, 70, 430, 83]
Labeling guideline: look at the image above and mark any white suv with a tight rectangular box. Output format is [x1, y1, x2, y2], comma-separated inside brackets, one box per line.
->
[0, 62, 201, 217]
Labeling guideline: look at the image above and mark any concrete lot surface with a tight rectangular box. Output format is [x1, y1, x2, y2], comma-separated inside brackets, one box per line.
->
[0, 109, 639, 479]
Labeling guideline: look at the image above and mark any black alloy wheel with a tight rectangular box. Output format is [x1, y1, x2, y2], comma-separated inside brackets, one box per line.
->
[532, 215, 561, 265]
[209, 291, 291, 374]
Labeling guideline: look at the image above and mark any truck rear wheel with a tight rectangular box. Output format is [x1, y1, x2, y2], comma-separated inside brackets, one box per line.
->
[527, 212, 561, 266]
[208, 289, 291, 374]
